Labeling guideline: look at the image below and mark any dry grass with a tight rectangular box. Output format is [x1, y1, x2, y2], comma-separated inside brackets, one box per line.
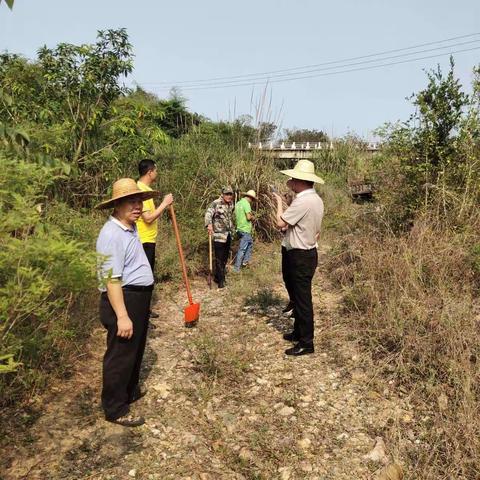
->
[190, 331, 254, 384]
[329, 216, 480, 479]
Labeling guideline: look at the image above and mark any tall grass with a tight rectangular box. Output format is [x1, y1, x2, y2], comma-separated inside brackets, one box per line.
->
[328, 208, 480, 478]
[150, 126, 291, 280]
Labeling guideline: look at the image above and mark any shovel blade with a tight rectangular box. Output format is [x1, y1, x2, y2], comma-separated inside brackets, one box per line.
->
[184, 302, 200, 327]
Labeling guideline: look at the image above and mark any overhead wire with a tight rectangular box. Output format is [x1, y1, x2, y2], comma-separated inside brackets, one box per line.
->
[141, 40, 480, 90]
[136, 33, 480, 89]
[136, 46, 480, 92]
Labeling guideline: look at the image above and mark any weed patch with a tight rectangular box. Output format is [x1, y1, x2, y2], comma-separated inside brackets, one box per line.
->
[244, 288, 283, 314]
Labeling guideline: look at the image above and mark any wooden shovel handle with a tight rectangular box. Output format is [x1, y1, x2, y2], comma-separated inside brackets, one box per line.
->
[209, 233, 213, 271]
[169, 205, 193, 305]
[207, 233, 213, 289]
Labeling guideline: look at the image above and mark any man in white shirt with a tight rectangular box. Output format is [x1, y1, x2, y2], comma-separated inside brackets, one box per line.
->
[272, 160, 324, 356]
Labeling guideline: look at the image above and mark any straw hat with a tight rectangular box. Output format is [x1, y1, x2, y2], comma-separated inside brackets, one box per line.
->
[242, 189, 257, 200]
[280, 159, 325, 184]
[95, 178, 158, 210]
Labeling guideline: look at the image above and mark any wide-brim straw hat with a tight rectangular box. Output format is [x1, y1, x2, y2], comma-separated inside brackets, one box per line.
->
[280, 159, 325, 184]
[242, 189, 257, 200]
[95, 178, 158, 210]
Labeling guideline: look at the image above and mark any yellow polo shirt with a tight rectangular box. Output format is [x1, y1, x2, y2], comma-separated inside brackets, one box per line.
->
[136, 181, 157, 244]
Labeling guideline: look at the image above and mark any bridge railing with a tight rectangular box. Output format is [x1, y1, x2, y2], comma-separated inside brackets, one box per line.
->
[247, 141, 380, 151]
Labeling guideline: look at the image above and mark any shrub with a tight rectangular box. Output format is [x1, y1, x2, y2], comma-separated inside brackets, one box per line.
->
[0, 156, 96, 405]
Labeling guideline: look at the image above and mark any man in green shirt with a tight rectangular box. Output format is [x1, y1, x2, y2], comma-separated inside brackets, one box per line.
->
[233, 190, 256, 272]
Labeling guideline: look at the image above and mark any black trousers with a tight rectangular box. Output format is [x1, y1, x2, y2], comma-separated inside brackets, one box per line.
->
[143, 242, 156, 273]
[282, 246, 295, 305]
[99, 288, 152, 421]
[282, 248, 318, 345]
[214, 234, 231, 285]
[142, 243, 156, 315]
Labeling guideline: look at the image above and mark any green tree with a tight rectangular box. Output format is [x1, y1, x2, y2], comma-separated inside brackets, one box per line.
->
[37, 29, 134, 163]
[283, 128, 329, 144]
[411, 58, 468, 174]
[0, 54, 45, 124]
[376, 59, 477, 226]
[156, 88, 202, 138]
[257, 121, 277, 142]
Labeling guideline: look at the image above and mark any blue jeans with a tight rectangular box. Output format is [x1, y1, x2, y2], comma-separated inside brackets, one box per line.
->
[234, 231, 253, 271]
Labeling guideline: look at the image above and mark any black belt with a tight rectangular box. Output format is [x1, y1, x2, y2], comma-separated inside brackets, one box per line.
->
[123, 284, 154, 292]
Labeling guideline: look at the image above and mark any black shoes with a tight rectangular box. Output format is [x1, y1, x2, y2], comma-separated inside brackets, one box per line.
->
[218, 281, 225, 289]
[282, 301, 294, 313]
[285, 343, 314, 356]
[108, 414, 145, 427]
[283, 331, 299, 342]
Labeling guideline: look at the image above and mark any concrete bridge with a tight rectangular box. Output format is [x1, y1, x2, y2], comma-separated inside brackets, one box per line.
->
[248, 141, 381, 160]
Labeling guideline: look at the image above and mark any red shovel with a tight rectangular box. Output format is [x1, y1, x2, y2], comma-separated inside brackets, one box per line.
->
[169, 205, 200, 327]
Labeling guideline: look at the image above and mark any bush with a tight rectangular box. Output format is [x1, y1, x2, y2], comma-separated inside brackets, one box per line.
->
[0, 157, 96, 405]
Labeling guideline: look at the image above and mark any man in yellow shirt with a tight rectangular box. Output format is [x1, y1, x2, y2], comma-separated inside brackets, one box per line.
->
[136, 159, 174, 317]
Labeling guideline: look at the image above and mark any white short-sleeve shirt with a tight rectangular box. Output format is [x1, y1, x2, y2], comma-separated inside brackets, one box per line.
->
[96, 216, 154, 292]
[281, 189, 324, 250]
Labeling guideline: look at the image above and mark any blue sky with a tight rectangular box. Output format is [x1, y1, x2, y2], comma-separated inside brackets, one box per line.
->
[1, 0, 479, 138]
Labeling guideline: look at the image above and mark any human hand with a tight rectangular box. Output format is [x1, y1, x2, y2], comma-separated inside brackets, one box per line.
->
[272, 192, 282, 203]
[162, 193, 174, 207]
[207, 224, 214, 235]
[117, 315, 133, 339]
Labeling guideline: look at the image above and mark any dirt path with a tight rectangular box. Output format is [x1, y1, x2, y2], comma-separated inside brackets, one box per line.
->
[3, 243, 412, 480]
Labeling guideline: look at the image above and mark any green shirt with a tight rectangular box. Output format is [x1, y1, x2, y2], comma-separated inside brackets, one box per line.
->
[235, 197, 252, 234]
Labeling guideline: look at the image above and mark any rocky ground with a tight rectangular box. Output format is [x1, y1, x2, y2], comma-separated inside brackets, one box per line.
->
[3, 244, 414, 480]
